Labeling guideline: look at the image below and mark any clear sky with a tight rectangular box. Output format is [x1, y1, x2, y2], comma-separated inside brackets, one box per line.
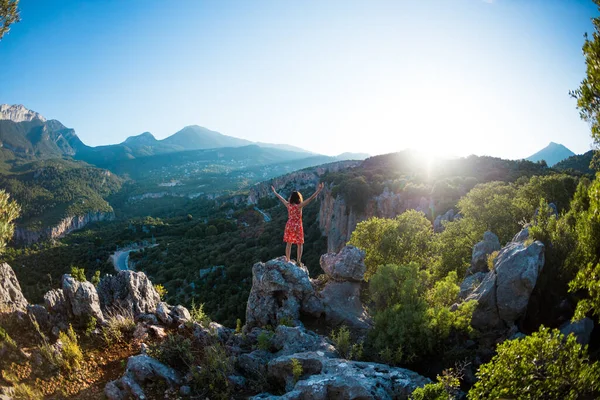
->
[0, 0, 598, 158]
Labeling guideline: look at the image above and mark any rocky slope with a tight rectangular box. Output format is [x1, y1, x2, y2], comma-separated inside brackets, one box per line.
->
[13, 211, 115, 245]
[0, 104, 46, 123]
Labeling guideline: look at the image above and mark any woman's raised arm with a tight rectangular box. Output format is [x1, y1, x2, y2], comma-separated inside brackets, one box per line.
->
[272, 186, 289, 207]
[300, 182, 324, 208]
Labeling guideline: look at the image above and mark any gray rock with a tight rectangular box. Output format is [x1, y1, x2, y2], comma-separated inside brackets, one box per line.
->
[246, 257, 322, 329]
[62, 274, 105, 323]
[44, 289, 69, 334]
[179, 385, 191, 396]
[170, 305, 191, 324]
[97, 270, 160, 317]
[467, 239, 545, 332]
[209, 321, 232, 342]
[318, 281, 371, 331]
[459, 272, 486, 300]
[227, 375, 247, 390]
[268, 352, 325, 391]
[0, 263, 28, 313]
[237, 350, 273, 378]
[512, 227, 530, 243]
[271, 326, 336, 357]
[104, 380, 126, 400]
[27, 304, 51, 333]
[254, 354, 430, 400]
[319, 246, 366, 281]
[434, 209, 456, 233]
[155, 302, 173, 325]
[560, 318, 594, 345]
[468, 231, 501, 275]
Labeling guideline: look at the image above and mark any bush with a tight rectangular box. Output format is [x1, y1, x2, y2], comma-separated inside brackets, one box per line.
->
[330, 325, 352, 359]
[91, 270, 101, 286]
[411, 369, 461, 400]
[101, 308, 136, 346]
[191, 343, 233, 400]
[291, 358, 303, 383]
[85, 316, 97, 338]
[189, 301, 211, 327]
[235, 318, 242, 334]
[154, 284, 167, 300]
[70, 266, 86, 282]
[257, 331, 273, 351]
[468, 327, 600, 399]
[58, 325, 84, 371]
[148, 333, 195, 372]
[12, 383, 43, 400]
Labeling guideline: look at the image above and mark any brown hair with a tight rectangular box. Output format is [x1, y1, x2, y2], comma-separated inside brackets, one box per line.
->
[289, 191, 303, 205]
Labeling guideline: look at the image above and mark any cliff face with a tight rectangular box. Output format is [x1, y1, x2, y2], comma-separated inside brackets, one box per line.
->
[14, 211, 115, 244]
[319, 187, 433, 252]
[246, 160, 360, 205]
[0, 104, 46, 123]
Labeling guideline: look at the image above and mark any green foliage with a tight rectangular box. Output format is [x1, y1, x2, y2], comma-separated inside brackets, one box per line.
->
[349, 210, 434, 279]
[0, 0, 20, 41]
[468, 327, 600, 399]
[189, 301, 211, 327]
[148, 333, 194, 372]
[12, 383, 43, 400]
[191, 343, 233, 400]
[154, 284, 167, 300]
[0, 325, 16, 349]
[330, 325, 352, 359]
[91, 270, 101, 286]
[257, 331, 273, 351]
[278, 316, 294, 327]
[58, 325, 84, 371]
[486, 250, 499, 271]
[101, 310, 136, 346]
[291, 358, 303, 383]
[85, 316, 97, 338]
[0, 189, 20, 254]
[70, 266, 86, 282]
[431, 218, 475, 280]
[235, 318, 242, 334]
[368, 263, 475, 365]
[411, 369, 462, 400]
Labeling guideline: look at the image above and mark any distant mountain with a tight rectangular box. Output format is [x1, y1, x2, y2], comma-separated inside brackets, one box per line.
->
[335, 152, 369, 161]
[554, 150, 596, 176]
[525, 142, 575, 167]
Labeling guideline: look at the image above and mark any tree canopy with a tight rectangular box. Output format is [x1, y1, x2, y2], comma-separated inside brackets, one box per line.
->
[0, 0, 19, 41]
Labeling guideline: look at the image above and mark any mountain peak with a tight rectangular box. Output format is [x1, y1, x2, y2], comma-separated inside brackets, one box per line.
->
[525, 142, 575, 167]
[123, 132, 157, 145]
[0, 104, 47, 123]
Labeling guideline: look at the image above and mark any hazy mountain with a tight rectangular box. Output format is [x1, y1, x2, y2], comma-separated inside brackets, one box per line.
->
[554, 150, 595, 176]
[525, 142, 575, 167]
[335, 152, 370, 160]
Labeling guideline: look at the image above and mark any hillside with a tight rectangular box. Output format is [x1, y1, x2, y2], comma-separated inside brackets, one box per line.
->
[525, 142, 575, 166]
[554, 150, 596, 176]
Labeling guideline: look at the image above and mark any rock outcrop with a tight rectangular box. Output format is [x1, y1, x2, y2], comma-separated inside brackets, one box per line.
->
[0, 104, 46, 123]
[0, 263, 28, 313]
[434, 208, 458, 233]
[62, 274, 105, 323]
[14, 211, 115, 245]
[468, 231, 501, 275]
[319, 245, 366, 281]
[466, 231, 545, 333]
[255, 351, 431, 400]
[560, 318, 594, 345]
[97, 270, 161, 317]
[319, 186, 434, 253]
[245, 258, 322, 329]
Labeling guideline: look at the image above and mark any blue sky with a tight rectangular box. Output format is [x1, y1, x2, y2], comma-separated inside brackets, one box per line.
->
[0, 0, 598, 158]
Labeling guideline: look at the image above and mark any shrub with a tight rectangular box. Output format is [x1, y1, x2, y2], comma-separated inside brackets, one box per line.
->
[154, 284, 167, 300]
[191, 343, 233, 400]
[278, 316, 294, 327]
[85, 316, 97, 338]
[101, 308, 136, 346]
[486, 251, 499, 271]
[91, 270, 101, 286]
[12, 383, 43, 400]
[189, 300, 210, 327]
[58, 325, 84, 371]
[330, 325, 352, 359]
[235, 318, 242, 334]
[256, 331, 273, 351]
[291, 358, 303, 383]
[148, 333, 195, 372]
[411, 368, 461, 400]
[70, 266, 86, 282]
[468, 327, 600, 399]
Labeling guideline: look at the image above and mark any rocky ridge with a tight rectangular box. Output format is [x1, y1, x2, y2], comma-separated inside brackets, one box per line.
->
[0, 104, 46, 123]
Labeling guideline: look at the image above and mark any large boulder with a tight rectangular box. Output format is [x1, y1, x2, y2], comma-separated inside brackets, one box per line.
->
[459, 272, 486, 300]
[0, 263, 27, 313]
[468, 231, 501, 275]
[319, 246, 366, 281]
[271, 326, 336, 357]
[467, 238, 545, 333]
[245, 257, 323, 329]
[317, 281, 371, 331]
[43, 289, 69, 335]
[254, 352, 430, 400]
[105, 354, 181, 400]
[97, 270, 161, 317]
[62, 274, 105, 323]
[560, 318, 594, 345]
[433, 208, 456, 233]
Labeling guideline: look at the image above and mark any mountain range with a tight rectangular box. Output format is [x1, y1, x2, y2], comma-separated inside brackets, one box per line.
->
[525, 142, 575, 167]
[0, 104, 368, 169]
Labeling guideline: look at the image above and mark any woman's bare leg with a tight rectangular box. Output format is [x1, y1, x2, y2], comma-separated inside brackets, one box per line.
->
[285, 243, 292, 262]
[297, 244, 304, 266]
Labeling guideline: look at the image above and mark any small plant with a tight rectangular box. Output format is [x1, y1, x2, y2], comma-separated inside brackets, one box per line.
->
[330, 325, 352, 359]
[411, 369, 461, 400]
[235, 318, 243, 334]
[291, 358, 303, 383]
[256, 331, 273, 351]
[148, 333, 195, 372]
[58, 325, 84, 371]
[70, 266, 86, 282]
[191, 343, 233, 400]
[154, 284, 167, 300]
[85, 316, 97, 338]
[12, 383, 43, 400]
[0, 325, 17, 349]
[486, 250, 499, 271]
[91, 270, 101, 286]
[101, 307, 136, 346]
[351, 341, 364, 361]
[189, 300, 210, 327]
[278, 316, 294, 327]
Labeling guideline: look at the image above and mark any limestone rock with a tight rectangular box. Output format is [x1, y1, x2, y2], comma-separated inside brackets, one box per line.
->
[97, 270, 160, 317]
[468, 231, 501, 275]
[319, 246, 366, 281]
[268, 352, 324, 392]
[467, 238, 545, 332]
[237, 349, 273, 378]
[318, 281, 371, 331]
[459, 272, 486, 300]
[171, 305, 191, 324]
[62, 274, 105, 323]
[44, 289, 69, 335]
[271, 326, 336, 357]
[0, 263, 28, 313]
[155, 302, 173, 325]
[434, 208, 456, 233]
[560, 318, 594, 345]
[512, 227, 530, 243]
[245, 257, 322, 329]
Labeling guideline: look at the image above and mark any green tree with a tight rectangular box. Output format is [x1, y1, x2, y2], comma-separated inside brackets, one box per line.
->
[0, 190, 20, 254]
[349, 210, 434, 279]
[0, 0, 19, 40]
[468, 327, 600, 400]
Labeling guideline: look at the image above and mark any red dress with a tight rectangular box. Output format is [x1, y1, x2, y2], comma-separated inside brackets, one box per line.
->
[284, 204, 304, 244]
